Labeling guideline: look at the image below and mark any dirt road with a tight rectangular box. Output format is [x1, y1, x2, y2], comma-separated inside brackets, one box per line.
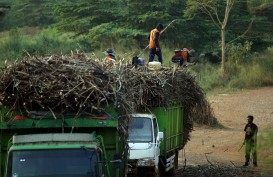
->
[177, 86, 273, 177]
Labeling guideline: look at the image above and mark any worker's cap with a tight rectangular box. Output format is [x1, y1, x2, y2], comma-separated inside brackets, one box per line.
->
[174, 49, 182, 53]
[156, 23, 164, 30]
[106, 48, 115, 54]
[104, 48, 116, 56]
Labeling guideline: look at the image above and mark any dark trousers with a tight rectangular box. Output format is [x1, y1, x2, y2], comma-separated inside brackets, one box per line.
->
[149, 48, 162, 63]
[245, 139, 257, 165]
[172, 56, 183, 66]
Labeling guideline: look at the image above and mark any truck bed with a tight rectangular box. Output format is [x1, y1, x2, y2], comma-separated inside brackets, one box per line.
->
[152, 105, 184, 154]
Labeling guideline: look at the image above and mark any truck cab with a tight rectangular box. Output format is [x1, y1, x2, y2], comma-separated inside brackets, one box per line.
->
[0, 111, 127, 177]
[127, 114, 163, 177]
[6, 133, 105, 177]
[127, 105, 184, 177]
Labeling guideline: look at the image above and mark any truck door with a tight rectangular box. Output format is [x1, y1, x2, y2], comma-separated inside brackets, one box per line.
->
[153, 117, 161, 165]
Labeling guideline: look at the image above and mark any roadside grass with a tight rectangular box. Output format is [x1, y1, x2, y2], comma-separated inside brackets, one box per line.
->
[228, 49, 273, 89]
[258, 130, 273, 172]
[188, 47, 273, 93]
[188, 63, 227, 91]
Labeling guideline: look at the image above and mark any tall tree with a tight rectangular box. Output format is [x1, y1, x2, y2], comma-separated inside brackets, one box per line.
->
[245, 0, 273, 50]
[185, 0, 235, 74]
[54, 0, 142, 49]
[0, 2, 10, 30]
[2, 0, 56, 29]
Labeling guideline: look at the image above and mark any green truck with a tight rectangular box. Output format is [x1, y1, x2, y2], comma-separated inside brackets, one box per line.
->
[0, 110, 127, 177]
[128, 104, 184, 177]
[0, 103, 186, 177]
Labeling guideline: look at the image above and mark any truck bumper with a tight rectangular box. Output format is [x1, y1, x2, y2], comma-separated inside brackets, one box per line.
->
[128, 159, 156, 176]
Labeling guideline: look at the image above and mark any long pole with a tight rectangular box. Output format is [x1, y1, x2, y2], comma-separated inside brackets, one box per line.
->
[160, 19, 176, 34]
[238, 139, 245, 152]
[138, 19, 177, 57]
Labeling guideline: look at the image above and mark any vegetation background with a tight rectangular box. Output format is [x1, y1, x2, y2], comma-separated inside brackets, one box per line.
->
[0, 0, 273, 169]
[1, 0, 273, 91]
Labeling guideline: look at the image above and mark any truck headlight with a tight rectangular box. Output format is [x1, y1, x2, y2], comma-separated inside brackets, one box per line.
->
[137, 159, 155, 167]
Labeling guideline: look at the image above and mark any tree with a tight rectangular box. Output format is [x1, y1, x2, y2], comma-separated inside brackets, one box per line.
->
[185, 0, 235, 74]
[244, 0, 273, 50]
[0, 2, 10, 30]
[54, 0, 143, 49]
[3, 0, 270, 56]
[2, 0, 56, 29]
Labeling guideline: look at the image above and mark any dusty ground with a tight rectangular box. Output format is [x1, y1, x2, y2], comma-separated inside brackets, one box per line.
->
[177, 86, 273, 177]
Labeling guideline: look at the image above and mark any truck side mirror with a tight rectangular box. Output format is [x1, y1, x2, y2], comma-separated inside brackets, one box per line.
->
[158, 132, 164, 141]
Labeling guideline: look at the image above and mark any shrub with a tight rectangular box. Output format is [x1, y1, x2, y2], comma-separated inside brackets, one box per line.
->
[228, 47, 273, 88]
[226, 41, 252, 65]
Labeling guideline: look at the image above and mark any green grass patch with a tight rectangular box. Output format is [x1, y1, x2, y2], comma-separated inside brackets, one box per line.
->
[0, 27, 82, 65]
[258, 130, 273, 171]
[188, 63, 227, 91]
[228, 48, 273, 89]
[187, 46, 273, 92]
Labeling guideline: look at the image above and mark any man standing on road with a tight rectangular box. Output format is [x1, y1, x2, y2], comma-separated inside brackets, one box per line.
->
[148, 23, 164, 64]
[243, 115, 258, 167]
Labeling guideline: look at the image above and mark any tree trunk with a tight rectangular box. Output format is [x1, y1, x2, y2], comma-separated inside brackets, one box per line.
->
[221, 27, 226, 74]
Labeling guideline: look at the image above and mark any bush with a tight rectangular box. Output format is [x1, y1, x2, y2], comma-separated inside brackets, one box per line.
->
[226, 41, 252, 65]
[228, 47, 273, 88]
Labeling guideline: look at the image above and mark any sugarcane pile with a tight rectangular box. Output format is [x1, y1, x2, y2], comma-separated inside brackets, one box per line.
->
[0, 52, 217, 146]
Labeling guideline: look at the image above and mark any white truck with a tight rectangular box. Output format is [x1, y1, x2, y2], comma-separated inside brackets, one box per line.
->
[127, 105, 184, 177]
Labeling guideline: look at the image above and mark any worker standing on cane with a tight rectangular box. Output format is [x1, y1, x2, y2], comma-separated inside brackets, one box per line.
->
[243, 115, 258, 167]
[148, 23, 164, 64]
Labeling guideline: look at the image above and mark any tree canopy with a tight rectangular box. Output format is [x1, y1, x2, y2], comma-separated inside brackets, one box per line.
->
[0, 0, 273, 53]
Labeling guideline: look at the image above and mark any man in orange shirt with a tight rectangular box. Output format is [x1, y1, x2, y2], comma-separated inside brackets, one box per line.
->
[148, 23, 164, 64]
[171, 48, 190, 67]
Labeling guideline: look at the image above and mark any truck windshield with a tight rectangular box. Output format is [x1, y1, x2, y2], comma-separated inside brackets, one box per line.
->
[7, 148, 99, 177]
[128, 117, 153, 142]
